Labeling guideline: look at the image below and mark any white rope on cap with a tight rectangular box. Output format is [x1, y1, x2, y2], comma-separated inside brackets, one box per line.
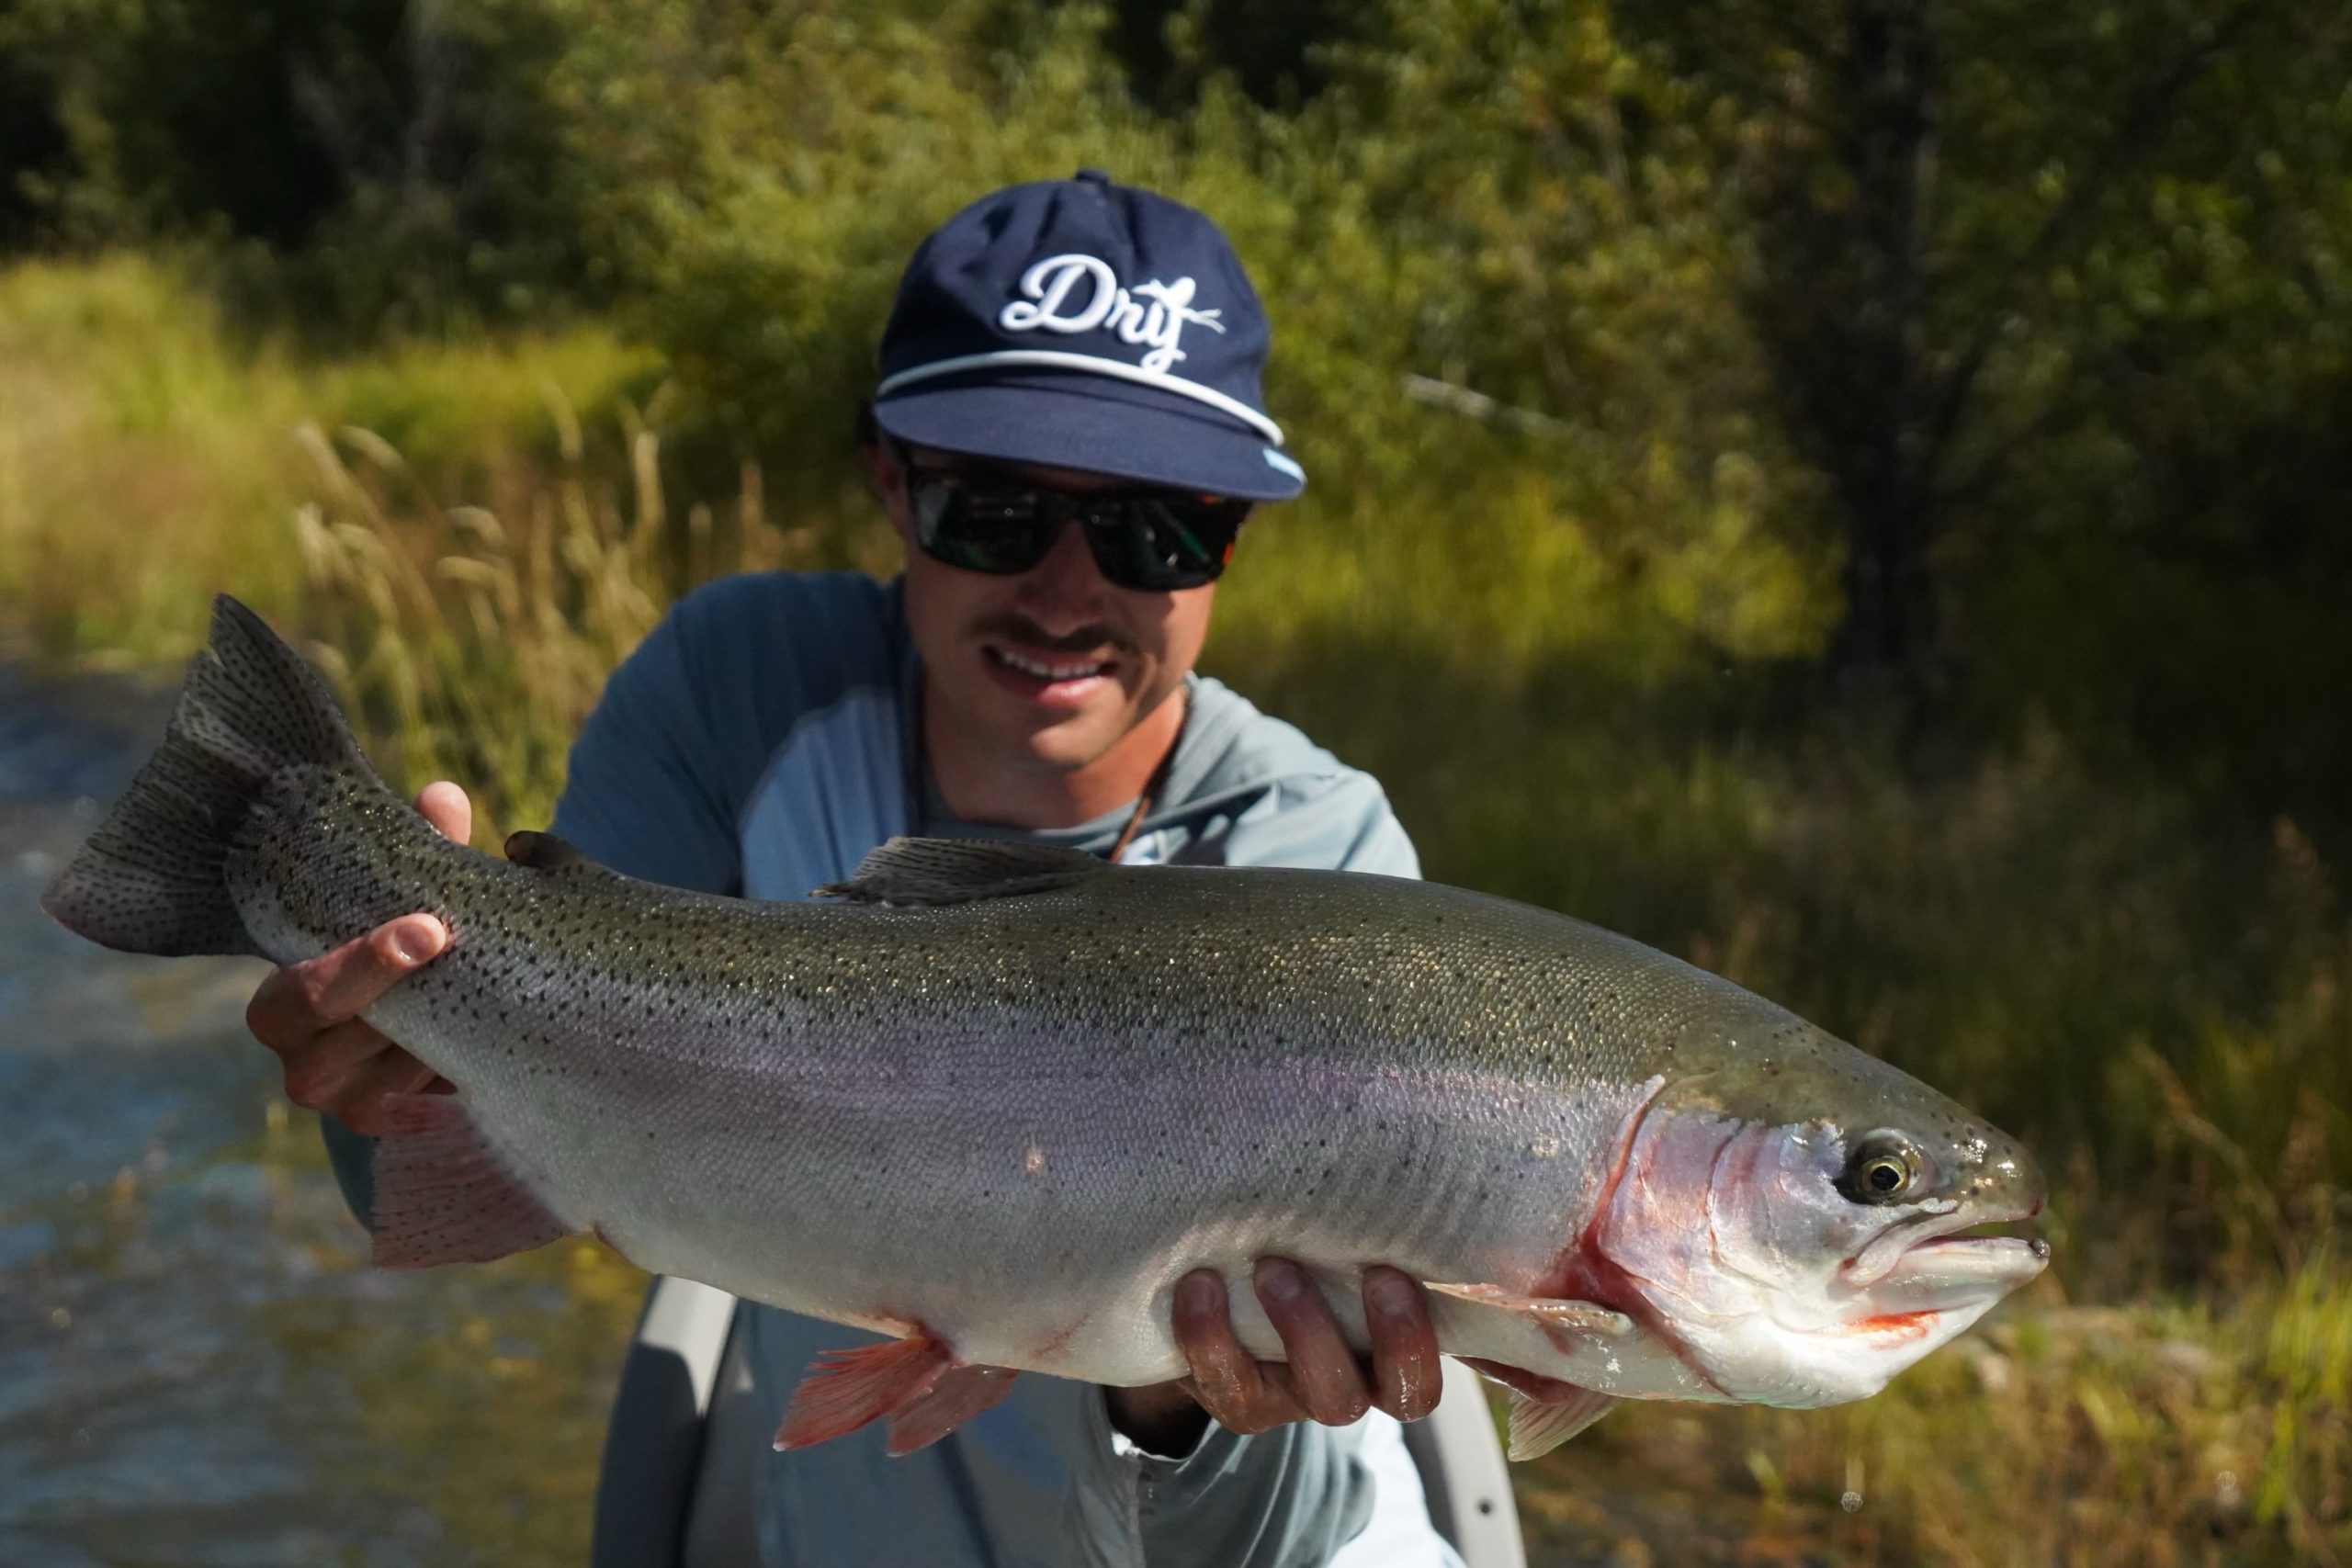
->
[874, 350, 1287, 447]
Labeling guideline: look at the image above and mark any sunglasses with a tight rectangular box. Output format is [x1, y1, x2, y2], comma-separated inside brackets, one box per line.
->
[902, 461, 1250, 592]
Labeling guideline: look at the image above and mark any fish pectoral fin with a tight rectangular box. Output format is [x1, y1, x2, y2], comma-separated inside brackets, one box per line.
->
[1507, 1385, 1622, 1461]
[775, 1330, 1020, 1453]
[1424, 1281, 1634, 1338]
[814, 837, 1109, 906]
[368, 1093, 576, 1269]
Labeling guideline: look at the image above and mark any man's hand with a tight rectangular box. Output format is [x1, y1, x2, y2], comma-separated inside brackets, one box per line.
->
[1105, 1260, 1442, 1453]
[243, 781, 468, 1135]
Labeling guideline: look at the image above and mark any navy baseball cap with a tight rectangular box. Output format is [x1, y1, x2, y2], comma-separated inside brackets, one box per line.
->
[871, 169, 1306, 502]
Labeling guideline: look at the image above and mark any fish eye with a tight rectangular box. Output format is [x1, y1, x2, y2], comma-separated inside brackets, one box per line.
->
[1838, 1133, 1929, 1205]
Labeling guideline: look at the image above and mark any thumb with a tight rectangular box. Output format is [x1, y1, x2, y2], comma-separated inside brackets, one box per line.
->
[414, 781, 472, 845]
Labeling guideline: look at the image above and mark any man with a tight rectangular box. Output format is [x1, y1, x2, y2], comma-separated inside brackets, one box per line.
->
[245, 170, 1508, 1564]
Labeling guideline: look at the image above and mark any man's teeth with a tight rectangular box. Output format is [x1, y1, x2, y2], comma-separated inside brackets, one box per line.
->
[995, 648, 1108, 681]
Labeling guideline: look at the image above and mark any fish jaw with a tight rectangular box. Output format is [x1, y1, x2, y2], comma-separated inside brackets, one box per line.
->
[1698, 1221, 2048, 1407]
[1591, 1101, 2049, 1410]
[1836, 1228, 2052, 1348]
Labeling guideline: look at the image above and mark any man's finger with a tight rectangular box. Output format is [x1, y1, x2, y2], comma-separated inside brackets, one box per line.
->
[414, 781, 471, 844]
[331, 1047, 446, 1136]
[1361, 1266, 1442, 1422]
[278, 1016, 399, 1111]
[1255, 1259, 1370, 1426]
[245, 916, 448, 1044]
[1173, 1270, 1293, 1434]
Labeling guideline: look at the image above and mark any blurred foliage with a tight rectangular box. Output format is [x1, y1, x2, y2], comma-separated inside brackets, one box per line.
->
[9, 0, 2347, 785]
[1628, 0, 2352, 786]
[3, 0, 2349, 1559]
[6, 0, 610, 332]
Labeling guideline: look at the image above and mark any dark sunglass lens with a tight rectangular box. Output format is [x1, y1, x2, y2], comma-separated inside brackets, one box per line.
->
[913, 480, 1056, 574]
[1088, 496, 1246, 590]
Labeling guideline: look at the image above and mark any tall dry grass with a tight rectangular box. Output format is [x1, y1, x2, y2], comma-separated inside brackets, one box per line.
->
[289, 408, 803, 839]
[0, 254, 652, 669]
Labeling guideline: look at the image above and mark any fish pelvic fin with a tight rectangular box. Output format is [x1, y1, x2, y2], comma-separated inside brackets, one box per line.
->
[814, 838, 1107, 906]
[40, 594, 373, 956]
[369, 1092, 576, 1268]
[774, 1330, 1020, 1454]
[1507, 1385, 1621, 1461]
[1461, 1357, 1624, 1461]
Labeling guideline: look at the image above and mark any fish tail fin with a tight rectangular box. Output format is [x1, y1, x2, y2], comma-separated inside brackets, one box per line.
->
[40, 594, 371, 956]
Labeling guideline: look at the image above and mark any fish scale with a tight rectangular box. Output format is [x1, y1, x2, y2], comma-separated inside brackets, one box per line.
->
[42, 596, 2049, 1460]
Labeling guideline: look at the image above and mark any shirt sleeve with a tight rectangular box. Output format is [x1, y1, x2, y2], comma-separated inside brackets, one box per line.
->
[1206, 769, 1424, 883]
[550, 584, 770, 894]
[1316, 773, 1421, 881]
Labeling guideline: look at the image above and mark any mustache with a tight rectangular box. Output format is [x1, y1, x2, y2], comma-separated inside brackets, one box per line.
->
[973, 614, 1134, 659]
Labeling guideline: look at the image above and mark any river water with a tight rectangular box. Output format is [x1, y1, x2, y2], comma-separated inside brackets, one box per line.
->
[0, 666, 638, 1567]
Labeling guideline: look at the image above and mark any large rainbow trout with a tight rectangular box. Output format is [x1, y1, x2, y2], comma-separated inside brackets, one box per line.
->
[45, 597, 2047, 1459]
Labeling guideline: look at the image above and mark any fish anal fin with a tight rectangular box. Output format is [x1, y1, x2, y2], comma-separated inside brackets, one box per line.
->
[1507, 1385, 1621, 1461]
[815, 838, 1107, 906]
[1425, 1281, 1633, 1351]
[775, 1332, 956, 1450]
[370, 1093, 575, 1269]
[886, 1363, 1021, 1454]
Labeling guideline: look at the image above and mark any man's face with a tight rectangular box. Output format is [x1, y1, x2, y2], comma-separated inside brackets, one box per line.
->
[871, 441, 1225, 777]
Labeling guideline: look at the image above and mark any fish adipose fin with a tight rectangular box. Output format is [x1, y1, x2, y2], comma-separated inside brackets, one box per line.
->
[503, 829, 598, 873]
[40, 594, 371, 956]
[369, 1093, 576, 1268]
[775, 1331, 1021, 1455]
[815, 838, 1108, 906]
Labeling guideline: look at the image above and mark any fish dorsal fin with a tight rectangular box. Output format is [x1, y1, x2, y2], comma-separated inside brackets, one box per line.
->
[505, 829, 597, 872]
[815, 837, 1108, 906]
[1507, 1386, 1622, 1461]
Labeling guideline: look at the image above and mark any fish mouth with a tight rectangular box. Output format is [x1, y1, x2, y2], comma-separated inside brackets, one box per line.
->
[1815, 1222, 2041, 1354]
[1876, 1232, 2049, 1294]
[1902, 1224, 2049, 1270]
[1840, 1190, 2047, 1288]
[1844, 1213, 2051, 1335]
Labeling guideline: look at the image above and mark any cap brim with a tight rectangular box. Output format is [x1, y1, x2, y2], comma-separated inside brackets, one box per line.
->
[873, 370, 1305, 502]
